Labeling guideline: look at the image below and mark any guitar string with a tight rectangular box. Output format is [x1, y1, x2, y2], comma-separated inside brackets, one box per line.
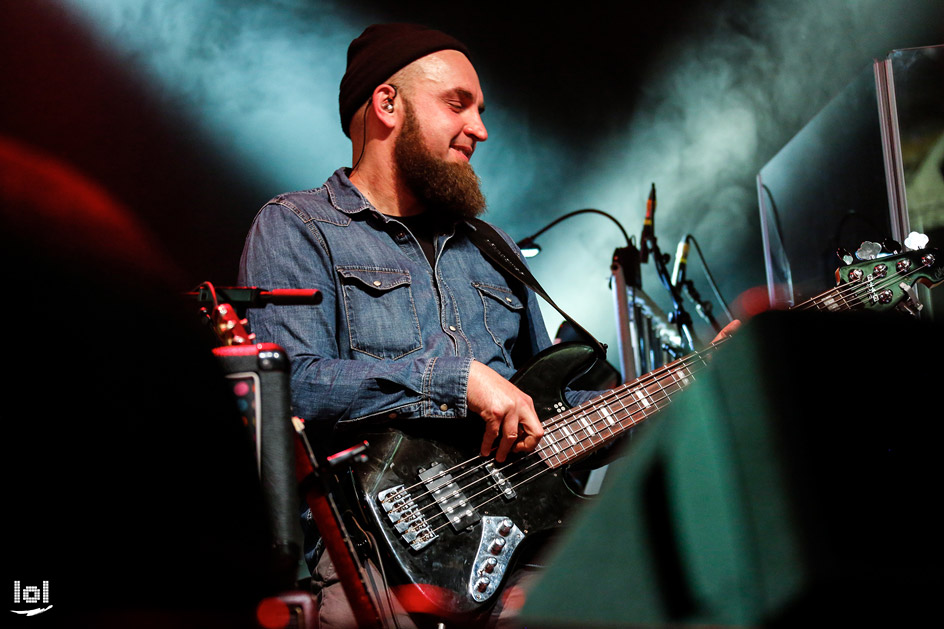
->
[502, 255, 931, 457]
[382, 355, 704, 531]
[411, 354, 717, 535]
[425, 356, 714, 535]
[380, 343, 717, 519]
[512, 257, 935, 478]
[794, 267, 897, 311]
[387, 254, 934, 533]
[794, 258, 930, 311]
[382, 340, 714, 503]
[805, 253, 933, 309]
[383, 346, 715, 534]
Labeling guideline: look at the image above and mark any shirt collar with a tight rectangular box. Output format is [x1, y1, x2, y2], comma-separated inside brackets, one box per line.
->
[324, 167, 465, 237]
[324, 167, 377, 217]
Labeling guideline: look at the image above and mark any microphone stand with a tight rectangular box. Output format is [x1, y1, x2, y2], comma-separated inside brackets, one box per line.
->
[194, 281, 386, 627]
[294, 427, 387, 629]
[647, 234, 697, 353]
[672, 235, 730, 335]
[611, 245, 643, 381]
[639, 185, 698, 353]
[678, 279, 722, 333]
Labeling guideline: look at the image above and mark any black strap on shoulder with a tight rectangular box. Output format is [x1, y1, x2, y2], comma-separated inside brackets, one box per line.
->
[464, 218, 607, 359]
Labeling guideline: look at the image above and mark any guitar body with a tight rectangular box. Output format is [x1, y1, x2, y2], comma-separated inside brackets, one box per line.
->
[348, 343, 599, 618]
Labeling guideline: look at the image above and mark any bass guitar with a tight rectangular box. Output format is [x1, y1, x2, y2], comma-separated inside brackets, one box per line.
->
[349, 246, 942, 620]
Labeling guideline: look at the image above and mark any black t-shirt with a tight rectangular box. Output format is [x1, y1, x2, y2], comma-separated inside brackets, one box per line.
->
[397, 212, 448, 268]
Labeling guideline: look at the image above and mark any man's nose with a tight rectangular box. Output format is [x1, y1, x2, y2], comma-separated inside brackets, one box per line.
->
[465, 111, 488, 143]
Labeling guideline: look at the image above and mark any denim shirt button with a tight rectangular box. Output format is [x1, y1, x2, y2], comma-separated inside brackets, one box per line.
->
[388, 411, 398, 419]
[373, 280, 382, 286]
[449, 325, 457, 331]
[439, 404, 449, 412]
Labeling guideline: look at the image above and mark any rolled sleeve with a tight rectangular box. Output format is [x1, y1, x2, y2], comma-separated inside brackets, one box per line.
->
[420, 355, 473, 418]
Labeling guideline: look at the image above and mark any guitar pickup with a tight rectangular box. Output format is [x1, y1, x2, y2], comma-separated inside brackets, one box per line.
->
[484, 462, 516, 500]
[419, 463, 478, 533]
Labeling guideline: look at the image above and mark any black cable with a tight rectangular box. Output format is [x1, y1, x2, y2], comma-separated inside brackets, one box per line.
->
[687, 235, 734, 322]
[517, 208, 634, 250]
[351, 84, 398, 174]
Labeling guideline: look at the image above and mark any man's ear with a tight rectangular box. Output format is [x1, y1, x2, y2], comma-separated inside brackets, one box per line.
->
[370, 84, 399, 130]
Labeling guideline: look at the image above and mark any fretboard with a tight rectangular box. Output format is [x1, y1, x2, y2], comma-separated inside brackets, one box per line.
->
[796, 284, 852, 312]
[536, 346, 717, 468]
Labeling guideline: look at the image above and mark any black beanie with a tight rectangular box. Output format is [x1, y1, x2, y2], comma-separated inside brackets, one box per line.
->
[339, 23, 471, 138]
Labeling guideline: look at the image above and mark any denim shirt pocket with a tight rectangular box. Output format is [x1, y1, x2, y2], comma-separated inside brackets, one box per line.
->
[472, 281, 524, 365]
[337, 266, 423, 359]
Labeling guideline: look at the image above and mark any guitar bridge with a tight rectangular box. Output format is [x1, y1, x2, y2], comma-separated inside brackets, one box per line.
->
[376, 485, 438, 551]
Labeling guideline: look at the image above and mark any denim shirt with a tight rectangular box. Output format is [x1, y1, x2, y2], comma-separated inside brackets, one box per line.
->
[238, 168, 573, 434]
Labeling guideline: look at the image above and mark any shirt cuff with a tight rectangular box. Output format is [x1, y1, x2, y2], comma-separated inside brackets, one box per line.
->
[421, 355, 472, 418]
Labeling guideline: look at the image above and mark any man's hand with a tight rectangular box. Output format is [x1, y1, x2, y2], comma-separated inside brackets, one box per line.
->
[467, 360, 544, 463]
[711, 319, 741, 343]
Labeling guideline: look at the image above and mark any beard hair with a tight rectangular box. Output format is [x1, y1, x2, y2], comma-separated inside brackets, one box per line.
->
[393, 100, 487, 220]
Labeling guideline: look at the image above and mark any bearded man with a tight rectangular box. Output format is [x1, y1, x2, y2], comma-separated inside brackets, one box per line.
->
[239, 23, 603, 627]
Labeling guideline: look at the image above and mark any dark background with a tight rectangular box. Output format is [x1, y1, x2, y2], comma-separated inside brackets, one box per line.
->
[2, 0, 943, 353]
[3, 2, 942, 623]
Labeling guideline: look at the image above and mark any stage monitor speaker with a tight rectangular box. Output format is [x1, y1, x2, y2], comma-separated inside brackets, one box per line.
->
[214, 342, 304, 589]
[520, 309, 943, 627]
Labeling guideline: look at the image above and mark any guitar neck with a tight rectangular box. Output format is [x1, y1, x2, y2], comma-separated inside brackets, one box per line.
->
[535, 247, 941, 469]
[793, 284, 849, 313]
[537, 341, 723, 468]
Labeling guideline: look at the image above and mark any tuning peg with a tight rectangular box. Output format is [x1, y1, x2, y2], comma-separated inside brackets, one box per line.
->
[836, 247, 854, 265]
[904, 231, 929, 251]
[855, 241, 882, 260]
[882, 238, 902, 254]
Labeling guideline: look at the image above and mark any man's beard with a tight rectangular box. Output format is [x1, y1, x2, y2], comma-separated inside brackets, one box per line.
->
[393, 102, 486, 220]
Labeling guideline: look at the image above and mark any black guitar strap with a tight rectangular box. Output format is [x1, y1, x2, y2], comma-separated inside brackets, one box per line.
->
[464, 218, 608, 359]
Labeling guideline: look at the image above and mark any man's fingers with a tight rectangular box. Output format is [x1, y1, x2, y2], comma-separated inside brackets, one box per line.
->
[495, 415, 519, 462]
[712, 319, 741, 343]
[504, 406, 545, 459]
[467, 361, 544, 462]
[514, 432, 539, 452]
[480, 420, 500, 457]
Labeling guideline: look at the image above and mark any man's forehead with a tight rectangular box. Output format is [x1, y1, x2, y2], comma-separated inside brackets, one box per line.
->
[408, 50, 485, 106]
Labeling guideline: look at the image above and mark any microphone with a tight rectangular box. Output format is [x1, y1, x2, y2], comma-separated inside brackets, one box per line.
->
[672, 235, 691, 287]
[186, 285, 323, 307]
[640, 183, 656, 263]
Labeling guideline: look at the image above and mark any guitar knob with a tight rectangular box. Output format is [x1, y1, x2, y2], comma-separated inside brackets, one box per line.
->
[483, 557, 498, 573]
[882, 238, 901, 254]
[475, 577, 491, 593]
[489, 538, 506, 554]
[836, 247, 853, 265]
[498, 519, 513, 536]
